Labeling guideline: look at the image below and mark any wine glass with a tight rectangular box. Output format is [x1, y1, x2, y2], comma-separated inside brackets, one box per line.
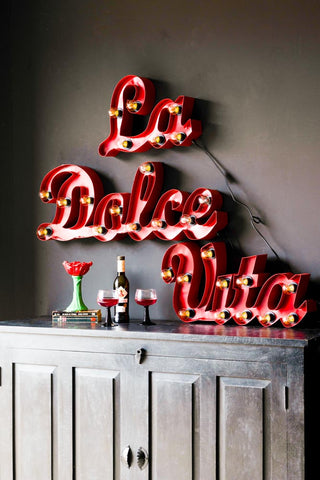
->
[135, 289, 157, 326]
[97, 289, 119, 327]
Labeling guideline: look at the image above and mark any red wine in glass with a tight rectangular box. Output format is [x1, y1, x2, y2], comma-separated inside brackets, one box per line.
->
[97, 289, 119, 327]
[135, 298, 157, 307]
[98, 298, 119, 308]
[135, 289, 157, 325]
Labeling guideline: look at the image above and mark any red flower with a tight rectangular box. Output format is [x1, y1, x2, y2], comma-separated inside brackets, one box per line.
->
[63, 261, 93, 276]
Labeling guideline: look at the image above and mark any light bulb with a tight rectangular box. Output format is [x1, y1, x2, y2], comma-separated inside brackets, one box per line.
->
[168, 103, 181, 115]
[139, 162, 154, 174]
[217, 309, 231, 320]
[80, 195, 93, 205]
[37, 227, 52, 239]
[128, 222, 141, 232]
[151, 218, 166, 229]
[259, 312, 276, 326]
[122, 139, 133, 149]
[177, 273, 192, 283]
[282, 283, 297, 294]
[152, 135, 166, 146]
[171, 132, 186, 143]
[283, 313, 298, 326]
[161, 268, 174, 281]
[216, 278, 230, 289]
[238, 310, 253, 321]
[178, 309, 195, 320]
[236, 276, 253, 287]
[109, 205, 122, 216]
[94, 225, 107, 235]
[126, 100, 141, 112]
[39, 190, 52, 201]
[57, 197, 71, 207]
[198, 194, 211, 206]
[108, 107, 122, 118]
[180, 214, 196, 226]
[201, 249, 215, 259]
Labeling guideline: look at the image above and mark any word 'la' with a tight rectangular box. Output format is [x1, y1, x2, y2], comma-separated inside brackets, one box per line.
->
[99, 75, 202, 156]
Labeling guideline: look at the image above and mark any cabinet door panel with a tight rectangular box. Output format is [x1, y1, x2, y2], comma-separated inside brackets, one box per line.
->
[74, 367, 120, 480]
[151, 373, 196, 480]
[219, 377, 270, 480]
[14, 363, 56, 480]
[150, 371, 216, 480]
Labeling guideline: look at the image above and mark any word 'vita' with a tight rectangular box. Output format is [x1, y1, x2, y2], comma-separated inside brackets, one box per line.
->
[161, 242, 316, 328]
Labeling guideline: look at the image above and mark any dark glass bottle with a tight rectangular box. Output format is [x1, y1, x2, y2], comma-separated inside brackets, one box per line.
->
[113, 255, 130, 323]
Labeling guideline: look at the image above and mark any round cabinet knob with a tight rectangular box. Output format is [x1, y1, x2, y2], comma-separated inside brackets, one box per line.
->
[121, 445, 132, 468]
[137, 446, 149, 470]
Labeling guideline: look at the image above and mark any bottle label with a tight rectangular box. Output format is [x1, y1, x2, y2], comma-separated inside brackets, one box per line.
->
[115, 286, 128, 314]
[117, 259, 125, 273]
[117, 286, 128, 299]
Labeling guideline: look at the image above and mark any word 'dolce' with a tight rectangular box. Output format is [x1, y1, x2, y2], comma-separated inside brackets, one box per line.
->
[37, 162, 227, 242]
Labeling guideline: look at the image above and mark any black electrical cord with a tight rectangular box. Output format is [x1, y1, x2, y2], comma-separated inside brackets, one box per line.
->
[193, 139, 280, 261]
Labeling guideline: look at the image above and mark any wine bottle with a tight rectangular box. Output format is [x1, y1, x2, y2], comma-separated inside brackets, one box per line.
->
[113, 255, 130, 323]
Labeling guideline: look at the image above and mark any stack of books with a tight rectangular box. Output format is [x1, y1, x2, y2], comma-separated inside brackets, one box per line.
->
[52, 309, 101, 322]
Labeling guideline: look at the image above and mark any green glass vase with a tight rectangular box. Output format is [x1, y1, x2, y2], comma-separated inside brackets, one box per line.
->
[65, 275, 88, 312]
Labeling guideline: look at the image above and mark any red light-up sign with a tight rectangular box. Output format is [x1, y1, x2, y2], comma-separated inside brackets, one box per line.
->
[37, 74, 317, 327]
[37, 162, 228, 242]
[161, 242, 317, 328]
[98, 75, 202, 156]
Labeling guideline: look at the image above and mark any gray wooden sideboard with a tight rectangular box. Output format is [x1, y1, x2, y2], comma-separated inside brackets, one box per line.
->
[0, 318, 319, 480]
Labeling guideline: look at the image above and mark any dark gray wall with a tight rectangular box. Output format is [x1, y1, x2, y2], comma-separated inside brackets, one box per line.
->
[3, 0, 320, 321]
[2, 2, 16, 317]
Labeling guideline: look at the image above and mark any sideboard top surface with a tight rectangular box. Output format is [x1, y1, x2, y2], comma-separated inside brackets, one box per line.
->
[0, 316, 320, 348]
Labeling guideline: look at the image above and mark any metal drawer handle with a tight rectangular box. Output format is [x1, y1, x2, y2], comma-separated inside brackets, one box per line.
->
[121, 445, 132, 469]
[137, 446, 148, 470]
[135, 348, 146, 364]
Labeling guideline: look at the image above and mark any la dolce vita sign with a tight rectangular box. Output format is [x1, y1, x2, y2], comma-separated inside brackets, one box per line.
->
[37, 75, 316, 328]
